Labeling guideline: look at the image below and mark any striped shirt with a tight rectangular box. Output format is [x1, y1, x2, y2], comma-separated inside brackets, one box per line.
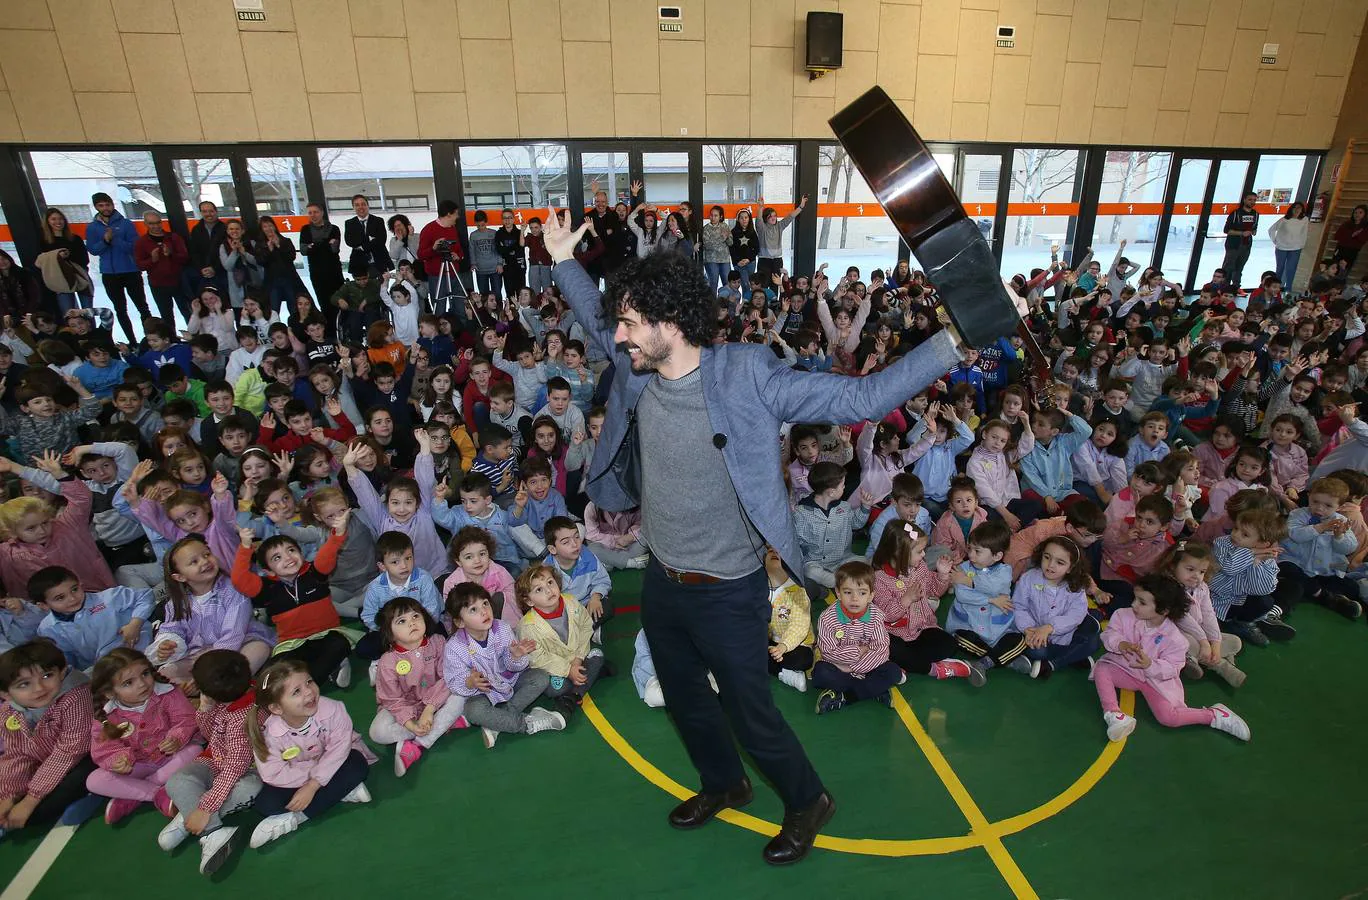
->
[872, 563, 950, 642]
[816, 602, 890, 675]
[1209, 536, 1280, 618]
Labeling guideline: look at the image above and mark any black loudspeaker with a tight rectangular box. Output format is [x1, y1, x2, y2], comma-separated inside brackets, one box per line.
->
[806, 11, 843, 70]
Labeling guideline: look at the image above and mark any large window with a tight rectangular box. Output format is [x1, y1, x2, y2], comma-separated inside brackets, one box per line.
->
[1004, 149, 1081, 277]
[1091, 151, 1173, 273]
[580, 152, 630, 210]
[959, 153, 1001, 247]
[1159, 158, 1212, 286]
[319, 145, 437, 230]
[1196, 159, 1251, 288]
[458, 144, 568, 219]
[816, 143, 897, 279]
[1250, 153, 1313, 287]
[703, 144, 798, 270]
[171, 158, 238, 217]
[30, 151, 169, 331]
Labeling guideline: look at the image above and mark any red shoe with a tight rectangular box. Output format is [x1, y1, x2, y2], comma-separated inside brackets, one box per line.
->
[104, 797, 142, 825]
[448, 715, 469, 731]
[153, 787, 176, 818]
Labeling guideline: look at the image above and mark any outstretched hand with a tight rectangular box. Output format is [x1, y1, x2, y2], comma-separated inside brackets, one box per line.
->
[542, 207, 590, 264]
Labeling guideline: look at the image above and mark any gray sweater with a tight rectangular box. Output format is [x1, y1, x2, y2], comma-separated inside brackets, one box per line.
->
[468, 228, 500, 274]
[757, 209, 798, 259]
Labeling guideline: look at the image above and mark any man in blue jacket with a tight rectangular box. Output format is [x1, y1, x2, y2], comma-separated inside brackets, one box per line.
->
[85, 192, 150, 343]
[540, 208, 995, 866]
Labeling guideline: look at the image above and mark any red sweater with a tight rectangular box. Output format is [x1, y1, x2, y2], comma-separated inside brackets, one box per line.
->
[258, 413, 356, 454]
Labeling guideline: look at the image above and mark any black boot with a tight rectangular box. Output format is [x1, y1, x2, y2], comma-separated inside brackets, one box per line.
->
[667, 777, 753, 830]
[763, 791, 836, 865]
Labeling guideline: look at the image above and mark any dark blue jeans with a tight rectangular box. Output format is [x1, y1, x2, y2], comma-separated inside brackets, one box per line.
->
[253, 749, 369, 819]
[811, 659, 903, 700]
[640, 562, 824, 808]
[1023, 614, 1100, 668]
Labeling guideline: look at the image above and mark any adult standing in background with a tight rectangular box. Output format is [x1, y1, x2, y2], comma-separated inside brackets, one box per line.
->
[1220, 191, 1259, 292]
[387, 214, 422, 278]
[299, 202, 343, 323]
[1332, 205, 1368, 271]
[344, 194, 392, 276]
[540, 206, 968, 866]
[36, 207, 92, 314]
[133, 211, 190, 324]
[417, 200, 465, 318]
[700, 205, 734, 293]
[1267, 202, 1308, 291]
[187, 200, 228, 297]
[85, 191, 150, 343]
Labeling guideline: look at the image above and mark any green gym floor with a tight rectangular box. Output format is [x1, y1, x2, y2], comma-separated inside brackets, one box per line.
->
[3, 568, 1367, 900]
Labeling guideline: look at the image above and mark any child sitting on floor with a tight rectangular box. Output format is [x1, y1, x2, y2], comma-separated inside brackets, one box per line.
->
[1013, 536, 1101, 678]
[946, 520, 1041, 678]
[1155, 542, 1245, 686]
[762, 546, 815, 693]
[517, 564, 606, 723]
[812, 561, 905, 715]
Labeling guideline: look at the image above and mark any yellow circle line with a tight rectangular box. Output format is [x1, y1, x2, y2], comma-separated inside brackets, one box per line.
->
[580, 691, 1134, 859]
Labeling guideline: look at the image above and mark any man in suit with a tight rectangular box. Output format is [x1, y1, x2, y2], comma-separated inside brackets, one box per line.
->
[541, 208, 983, 866]
[343, 194, 392, 277]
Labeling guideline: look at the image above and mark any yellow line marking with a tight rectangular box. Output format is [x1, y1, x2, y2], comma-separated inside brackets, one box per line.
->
[582, 696, 983, 856]
[889, 690, 1038, 899]
[581, 689, 1136, 866]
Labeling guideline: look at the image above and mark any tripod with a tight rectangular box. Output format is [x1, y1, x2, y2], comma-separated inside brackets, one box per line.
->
[431, 256, 469, 318]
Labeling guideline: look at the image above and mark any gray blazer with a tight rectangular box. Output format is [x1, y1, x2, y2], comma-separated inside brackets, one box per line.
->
[551, 260, 962, 581]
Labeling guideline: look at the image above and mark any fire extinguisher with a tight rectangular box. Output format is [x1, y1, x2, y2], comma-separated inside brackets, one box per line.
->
[1310, 191, 1329, 222]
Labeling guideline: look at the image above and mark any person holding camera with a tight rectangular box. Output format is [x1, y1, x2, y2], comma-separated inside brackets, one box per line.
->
[418, 200, 466, 318]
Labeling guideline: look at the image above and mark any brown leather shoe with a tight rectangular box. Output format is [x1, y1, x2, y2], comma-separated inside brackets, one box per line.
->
[667, 778, 753, 829]
[763, 791, 835, 865]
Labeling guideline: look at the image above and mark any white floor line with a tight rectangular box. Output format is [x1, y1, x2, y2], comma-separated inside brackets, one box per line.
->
[1, 824, 76, 900]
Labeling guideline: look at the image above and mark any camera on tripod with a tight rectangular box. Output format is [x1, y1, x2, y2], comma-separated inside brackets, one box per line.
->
[433, 238, 457, 261]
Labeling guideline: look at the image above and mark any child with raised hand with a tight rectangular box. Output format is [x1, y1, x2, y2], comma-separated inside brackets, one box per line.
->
[86, 647, 202, 824]
[1099, 493, 1185, 614]
[124, 463, 241, 572]
[967, 417, 1040, 531]
[151, 535, 275, 684]
[0, 451, 117, 596]
[1013, 536, 1101, 678]
[1160, 450, 1203, 533]
[11, 373, 102, 461]
[157, 650, 263, 877]
[442, 582, 565, 749]
[357, 530, 445, 664]
[32, 566, 155, 672]
[786, 423, 852, 506]
[930, 476, 988, 568]
[794, 461, 865, 594]
[517, 563, 607, 722]
[304, 487, 375, 619]
[244, 474, 324, 557]
[760, 546, 815, 693]
[369, 598, 467, 777]
[244, 659, 375, 849]
[1092, 574, 1251, 744]
[343, 428, 446, 578]
[231, 518, 353, 690]
[947, 520, 1041, 677]
[1277, 475, 1364, 619]
[1018, 406, 1094, 516]
[812, 561, 905, 714]
[1211, 507, 1291, 647]
[1156, 542, 1246, 686]
[442, 526, 518, 626]
[854, 418, 922, 510]
[431, 473, 524, 574]
[871, 521, 984, 685]
[53, 441, 146, 579]
[902, 401, 976, 516]
[0, 641, 95, 838]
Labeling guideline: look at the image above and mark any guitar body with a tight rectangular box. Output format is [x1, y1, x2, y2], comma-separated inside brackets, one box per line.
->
[829, 86, 1050, 388]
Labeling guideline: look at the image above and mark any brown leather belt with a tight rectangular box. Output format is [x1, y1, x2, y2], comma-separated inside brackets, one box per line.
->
[659, 563, 722, 585]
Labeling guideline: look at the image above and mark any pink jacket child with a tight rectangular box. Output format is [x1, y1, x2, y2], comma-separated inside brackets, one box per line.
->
[370, 634, 468, 755]
[1105, 487, 1186, 536]
[131, 487, 241, 573]
[1092, 605, 1245, 740]
[256, 696, 377, 791]
[0, 479, 115, 597]
[443, 564, 520, 628]
[1267, 442, 1309, 496]
[1101, 517, 1175, 583]
[930, 507, 989, 568]
[88, 682, 203, 813]
[1193, 441, 1237, 489]
[855, 420, 922, 505]
[966, 427, 1035, 513]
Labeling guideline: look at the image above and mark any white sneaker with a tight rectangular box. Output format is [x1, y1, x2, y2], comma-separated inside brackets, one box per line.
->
[249, 812, 303, 849]
[523, 707, 567, 734]
[1208, 703, 1251, 741]
[627, 554, 650, 569]
[1103, 710, 1136, 742]
[778, 668, 808, 693]
[158, 813, 189, 851]
[367, 660, 378, 686]
[340, 783, 371, 803]
[198, 826, 237, 875]
[592, 626, 602, 645]
[706, 672, 719, 693]
[643, 676, 666, 707]
[333, 658, 352, 689]
[481, 727, 499, 749]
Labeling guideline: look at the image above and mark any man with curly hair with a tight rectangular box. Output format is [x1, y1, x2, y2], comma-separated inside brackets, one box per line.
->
[540, 207, 1008, 866]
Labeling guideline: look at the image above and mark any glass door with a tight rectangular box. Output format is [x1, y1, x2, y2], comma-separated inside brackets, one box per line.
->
[957, 152, 1005, 255]
[1193, 159, 1252, 290]
[580, 151, 631, 213]
[1158, 158, 1213, 284]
